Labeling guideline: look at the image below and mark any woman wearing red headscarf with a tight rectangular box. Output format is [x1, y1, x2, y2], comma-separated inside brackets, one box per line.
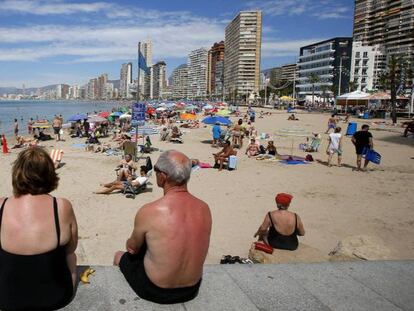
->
[254, 193, 305, 251]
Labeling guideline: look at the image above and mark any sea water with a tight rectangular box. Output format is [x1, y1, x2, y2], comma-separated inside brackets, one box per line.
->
[0, 100, 127, 136]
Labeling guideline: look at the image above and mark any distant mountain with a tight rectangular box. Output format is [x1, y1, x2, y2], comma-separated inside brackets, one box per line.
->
[0, 84, 60, 96]
[1, 80, 120, 96]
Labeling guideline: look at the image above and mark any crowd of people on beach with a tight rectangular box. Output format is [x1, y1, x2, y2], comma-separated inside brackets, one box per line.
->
[1, 100, 413, 309]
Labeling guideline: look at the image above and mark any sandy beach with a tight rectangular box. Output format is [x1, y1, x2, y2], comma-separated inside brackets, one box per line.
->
[1, 110, 413, 265]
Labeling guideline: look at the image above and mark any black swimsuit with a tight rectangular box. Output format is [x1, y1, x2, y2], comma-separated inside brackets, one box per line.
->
[267, 212, 299, 251]
[0, 197, 73, 311]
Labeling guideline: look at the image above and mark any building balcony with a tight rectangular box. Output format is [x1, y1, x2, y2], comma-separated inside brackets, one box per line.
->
[299, 49, 335, 60]
[298, 65, 334, 74]
[298, 57, 335, 67]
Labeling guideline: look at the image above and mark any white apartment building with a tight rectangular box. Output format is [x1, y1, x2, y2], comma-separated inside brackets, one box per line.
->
[224, 11, 262, 98]
[140, 40, 153, 98]
[172, 64, 188, 99]
[152, 61, 167, 100]
[120, 62, 132, 99]
[187, 48, 208, 99]
[350, 41, 386, 91]
[68, 85, 80, 99]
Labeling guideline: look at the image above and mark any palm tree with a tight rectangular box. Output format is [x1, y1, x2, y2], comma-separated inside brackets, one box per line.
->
[388, 56, 399, 124]
[348, 79, 358, 92]
[308, 73, 320, 106]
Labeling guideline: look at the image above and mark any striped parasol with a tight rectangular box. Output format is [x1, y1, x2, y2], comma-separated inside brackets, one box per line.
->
[275, 127, 310, 156]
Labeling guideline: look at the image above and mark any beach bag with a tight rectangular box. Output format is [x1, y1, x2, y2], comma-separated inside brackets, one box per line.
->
[364, 149, 381, 164]
[305, 154, 314, 162]
[228, 155, 237, 169]
[254, 242, 273, 254]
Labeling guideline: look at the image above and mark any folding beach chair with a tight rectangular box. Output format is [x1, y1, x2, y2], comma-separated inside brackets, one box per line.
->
[123, 170, 153, 199]
[50, 149, 64, 169]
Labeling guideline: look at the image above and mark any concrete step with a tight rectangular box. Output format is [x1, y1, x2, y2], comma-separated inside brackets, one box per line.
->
[62, 261, 414, 311]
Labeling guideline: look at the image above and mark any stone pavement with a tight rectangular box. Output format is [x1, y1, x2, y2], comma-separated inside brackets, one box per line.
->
[63, 261, 414, 311]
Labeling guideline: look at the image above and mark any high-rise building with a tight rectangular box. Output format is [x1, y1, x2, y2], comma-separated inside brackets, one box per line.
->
[68, 85, 80, 99]
[187, 48, 209, 99]
[120, 62, 132, 99]
[140, 40, 153, 98]
[87, 78, 98, 99]
[224, 11, 262, 99]
[152, 61, 167, 99]
[350, 41, 387, 91]
[208, 41, 225, 97]
[172, 64, 188, 99]
[353, 0, 414, 64]
[97, 74, 108, 99]
[296, 37, 353, 98]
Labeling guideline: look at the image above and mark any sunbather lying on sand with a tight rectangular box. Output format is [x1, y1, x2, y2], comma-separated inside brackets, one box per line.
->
[95, 167, 148, 194]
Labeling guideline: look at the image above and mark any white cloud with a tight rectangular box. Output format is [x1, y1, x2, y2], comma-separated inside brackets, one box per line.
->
[0, 0, 112, 15]
[246, 0, 351, 19]
[0, 22, 224, 61]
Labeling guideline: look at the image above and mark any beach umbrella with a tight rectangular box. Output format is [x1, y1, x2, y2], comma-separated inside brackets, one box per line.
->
[202, 116, 232, 126]
[67, 114, 88, 122]
[280, 96, 294, 101]
[156, 107, 167, 112]
[203, 104, 213, 110]
[110, 111, 123, 117]
[180, 113, 197, 121]
[119, 107, 129, 113]
[32, 121, 50, 129]
[119, 113, 132, 120]
[98, 111, 110, 118]
[216, 109, 231, 116]
[88, 115, 108, 123]
[275, 127, 310, 156]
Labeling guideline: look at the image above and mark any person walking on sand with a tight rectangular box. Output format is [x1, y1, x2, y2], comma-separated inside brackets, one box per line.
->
[27, 118, 34, 135]
[52, 115, 62, 141]
[113, 150, 212, 304]
[325, 114, 337, 134]
[352, 124, 373, 171]
[13, 119, 19, 140]
[327, 127, 343, 167]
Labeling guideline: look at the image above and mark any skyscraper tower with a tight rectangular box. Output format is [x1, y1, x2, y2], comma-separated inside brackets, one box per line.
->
[120, 63, 132, 99]
[353, 0, 414, 64]
[224, 11, 262, 99]
[187, 48, 209, 99]
[141, 40, 153, 98]
[208, 41, 225, 97]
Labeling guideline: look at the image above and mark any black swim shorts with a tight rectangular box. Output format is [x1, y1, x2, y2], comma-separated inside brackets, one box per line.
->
[119, 248, 201, 304]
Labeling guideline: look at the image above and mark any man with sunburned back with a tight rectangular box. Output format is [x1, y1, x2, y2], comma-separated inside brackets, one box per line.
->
[114, 150, 212, 304]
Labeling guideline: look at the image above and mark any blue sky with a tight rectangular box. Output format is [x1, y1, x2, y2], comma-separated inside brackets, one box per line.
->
[0, 0, 354, 88]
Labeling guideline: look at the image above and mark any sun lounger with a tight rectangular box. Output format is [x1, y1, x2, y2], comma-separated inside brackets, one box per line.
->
[50, 149, 64, 169]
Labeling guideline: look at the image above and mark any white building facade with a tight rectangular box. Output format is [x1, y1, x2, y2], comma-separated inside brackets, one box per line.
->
[187, 48, 208, 99]
[350, 41, 386, 92]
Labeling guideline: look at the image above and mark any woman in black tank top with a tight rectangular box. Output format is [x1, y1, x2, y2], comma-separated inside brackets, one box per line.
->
[254, 193, 305, 251]
[0, 147, 78, 310]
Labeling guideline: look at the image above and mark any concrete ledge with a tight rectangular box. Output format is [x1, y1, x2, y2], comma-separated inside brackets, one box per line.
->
[62, 261, 414, 311]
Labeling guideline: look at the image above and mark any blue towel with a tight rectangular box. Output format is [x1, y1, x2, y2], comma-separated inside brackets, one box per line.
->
[280, 160, 309, 165]
[71, 143, 86, 148]
[363, 149, 381, 164]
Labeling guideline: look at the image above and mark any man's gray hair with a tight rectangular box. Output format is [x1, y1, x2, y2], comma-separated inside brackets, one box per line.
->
[155, 150, 191, 185]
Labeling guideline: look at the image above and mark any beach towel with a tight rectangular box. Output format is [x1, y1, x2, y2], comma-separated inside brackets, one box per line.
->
[50, 149, 64, 165]
[71, 143, 86, 149]
[280, 159, 309, 165]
